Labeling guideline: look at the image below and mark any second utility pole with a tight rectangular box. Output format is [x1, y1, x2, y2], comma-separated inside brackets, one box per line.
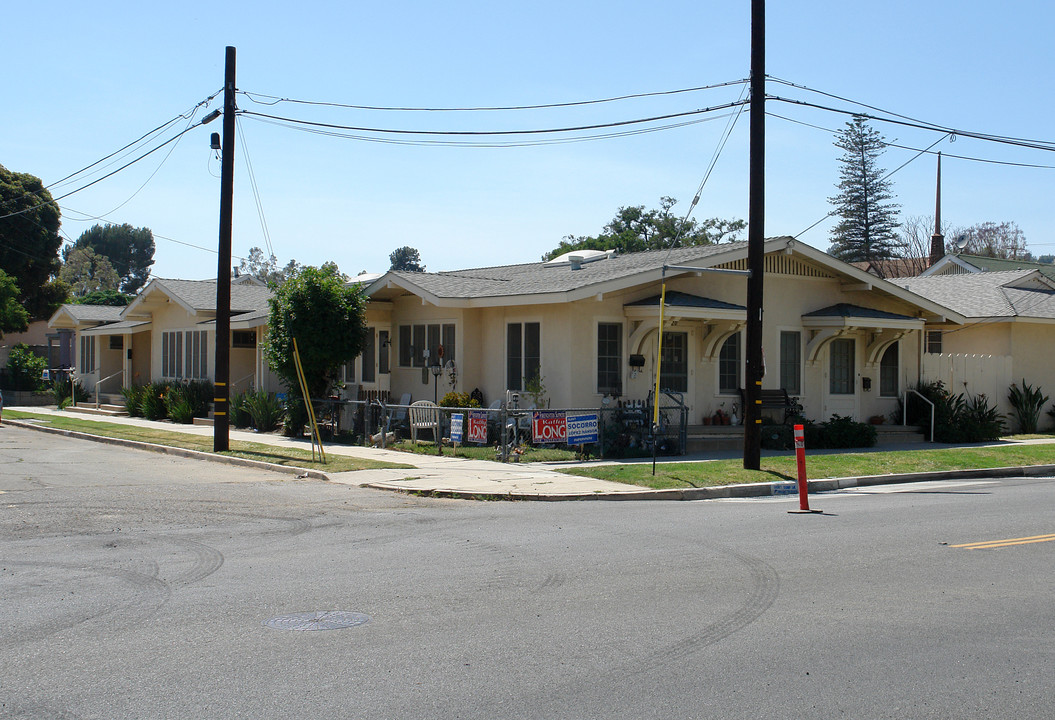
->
[214, 45, 236, 452]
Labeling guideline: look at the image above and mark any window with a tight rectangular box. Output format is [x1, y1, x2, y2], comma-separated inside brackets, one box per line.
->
[232, 330, 256, 348]
[660, 331, 688, 393]
[925, 330, 943, 354]
[79, 335, 96, 374]
[185, 330, 208, 379]
[829, 338, 855, 394]
[779, 331, 801, 395]
[398, 324, 456, 367]
[507, 322, 540, 391]
[162, 330, 208, 379]
[378, 330, 390, 374]
[880, 343, 899, 397]
[597, 323, 622, 395]
[362, 328, 376, 383]
[162, 331, 182, 378]
[109, 335, 123, 351]
[718, 333, 740, 394]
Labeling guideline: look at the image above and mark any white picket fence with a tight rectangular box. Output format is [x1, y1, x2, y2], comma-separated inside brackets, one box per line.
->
[921, 353, 1013, 415]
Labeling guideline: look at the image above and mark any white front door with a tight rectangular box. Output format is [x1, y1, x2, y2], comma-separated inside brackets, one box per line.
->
[822, 338, 859, 419]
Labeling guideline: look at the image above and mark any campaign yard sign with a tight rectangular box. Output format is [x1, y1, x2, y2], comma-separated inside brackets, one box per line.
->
[531, 410, 566, 444]
[467, 410, 488, 444]
[566, 412, 599, 445]
[450, 413, 464, 444]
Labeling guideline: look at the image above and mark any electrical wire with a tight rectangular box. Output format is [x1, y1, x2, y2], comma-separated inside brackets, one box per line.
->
[238, 101, 748, 138]
[767, 112, 1055, 170]
[238, 79, 749, 112]
[239, 111, 738, 148]
[235, 116, 275, 260]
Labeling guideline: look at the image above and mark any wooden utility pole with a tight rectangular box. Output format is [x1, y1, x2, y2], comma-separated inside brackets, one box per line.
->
[214, 46, 236, 452]
[744, 1, 765, 470]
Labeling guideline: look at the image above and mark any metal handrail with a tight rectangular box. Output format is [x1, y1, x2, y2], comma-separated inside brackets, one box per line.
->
[95, 370, 124, 408]
[903, 389, 935, 442]
[231, 373, 256, 394]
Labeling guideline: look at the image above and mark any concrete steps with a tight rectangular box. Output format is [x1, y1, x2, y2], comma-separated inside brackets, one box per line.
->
[69, 399, 128, 418]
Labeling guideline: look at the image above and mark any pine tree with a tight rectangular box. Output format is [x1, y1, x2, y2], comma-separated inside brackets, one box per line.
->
[828, 117, 901, 263]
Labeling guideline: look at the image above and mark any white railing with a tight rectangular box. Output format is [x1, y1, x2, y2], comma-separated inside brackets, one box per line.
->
[903, 389, 935, 442]
[95, 370, 124, 408]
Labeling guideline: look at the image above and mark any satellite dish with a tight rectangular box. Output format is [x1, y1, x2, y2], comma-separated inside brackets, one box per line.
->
[954, 235, 969, 251]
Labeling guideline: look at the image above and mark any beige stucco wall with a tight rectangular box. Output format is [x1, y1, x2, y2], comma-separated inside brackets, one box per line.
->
[379, 256, 929, 424]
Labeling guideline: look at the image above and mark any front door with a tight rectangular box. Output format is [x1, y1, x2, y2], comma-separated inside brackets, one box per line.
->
[823, 337, 859, 419]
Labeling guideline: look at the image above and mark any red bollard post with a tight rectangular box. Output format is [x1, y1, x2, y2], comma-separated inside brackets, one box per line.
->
[789, 423, 821, 514]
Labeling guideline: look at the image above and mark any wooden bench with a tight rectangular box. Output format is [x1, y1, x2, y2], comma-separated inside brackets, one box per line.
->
[738, 388, 802, 424]
[408, 400, 441, 443]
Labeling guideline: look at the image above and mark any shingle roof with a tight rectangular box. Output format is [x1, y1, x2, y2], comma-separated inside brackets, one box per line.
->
[956, 255, 1055, 282]
[149, 279, 272, 314]
[802, 303, 918, 321]
[893, 270, 1055, 319]
[626, 290, 745, 311]
[56, 304, 125, 323]
[382, 243, 748, 300]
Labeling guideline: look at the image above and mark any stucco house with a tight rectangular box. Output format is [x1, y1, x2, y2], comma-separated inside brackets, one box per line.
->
[358, 238, 964, 426]
[48, 276, 280, 399]
[892, 268, 1055, 422]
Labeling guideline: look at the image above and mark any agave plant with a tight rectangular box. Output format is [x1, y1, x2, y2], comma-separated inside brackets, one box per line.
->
[1008, 380, 1048, 434]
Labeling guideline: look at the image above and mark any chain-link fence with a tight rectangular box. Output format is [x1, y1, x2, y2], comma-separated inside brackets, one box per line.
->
[305, 396, 688, 460]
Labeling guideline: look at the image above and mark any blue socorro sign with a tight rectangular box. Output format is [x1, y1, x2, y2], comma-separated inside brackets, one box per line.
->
[566, 412, 599, 445]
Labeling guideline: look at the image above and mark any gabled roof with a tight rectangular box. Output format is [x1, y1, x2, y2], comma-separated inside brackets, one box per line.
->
[923, 254, 1055, 282]
[48, 303, 125, 328]
[124, 278, 272, 318]
[625, 290, 745, 312]
[365, 238, 963, 323]
[893, 270, 1055, 320]
[802, 303, 919, 321]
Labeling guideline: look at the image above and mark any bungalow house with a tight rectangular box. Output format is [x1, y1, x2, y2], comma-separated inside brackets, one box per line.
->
[48, 276, 280, 399]
[359, 238, 964, 426]
[891, 269, 1055, 423]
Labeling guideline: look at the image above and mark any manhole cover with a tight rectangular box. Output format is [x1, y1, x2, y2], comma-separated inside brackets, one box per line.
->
[264, 611, 370, 631]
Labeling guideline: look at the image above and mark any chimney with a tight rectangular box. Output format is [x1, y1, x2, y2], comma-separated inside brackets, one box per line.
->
[929, 152, 945, 266]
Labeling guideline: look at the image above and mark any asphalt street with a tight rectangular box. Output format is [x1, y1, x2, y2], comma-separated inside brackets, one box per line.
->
[2, 425, 1053, 719]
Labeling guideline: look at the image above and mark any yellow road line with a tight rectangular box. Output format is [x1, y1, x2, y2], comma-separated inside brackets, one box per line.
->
[951, 533, 1055, 550]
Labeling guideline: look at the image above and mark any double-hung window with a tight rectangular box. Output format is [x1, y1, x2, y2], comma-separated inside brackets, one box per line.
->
[780, 331, 801, 395]
[880, 343, 899, 397]
[597, 323, 622, 395]
[507, 322, 540, 391]
[718, 334, 740, 394]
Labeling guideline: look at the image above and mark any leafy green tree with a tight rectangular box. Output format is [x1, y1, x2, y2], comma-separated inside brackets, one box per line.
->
[71, 289, 132, 306]
[0, 164, 63, 318]
[828, 117, 901, 264]
[66, 223, 155, 294]
[389, 246, 426, 272]
[542, 197, 745, 260]
[264, 264, 368, 400]
[60, 246, 121, 297]
[237, 246, 302, 287]
[0, 269, 30, 336]
[4, 343, 47, 390]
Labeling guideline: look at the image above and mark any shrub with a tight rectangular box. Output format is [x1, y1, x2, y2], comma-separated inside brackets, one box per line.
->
[817, 414, 877, 449]
[51, 376, 89, 408]
[120, 385, 146, 417]
[5, 344, 48, 391]
[1008, 380, 1048, 434]
[142, 382, 169, 421]
[230, 391, 252, 428]
[246, 391, 285, 432]
[183, 379, 214, 418]
[283, 392, 308, 437]
[900, 380, 1003, 442]
[761, 424, 793, 450]
[439, 391, 481, 408]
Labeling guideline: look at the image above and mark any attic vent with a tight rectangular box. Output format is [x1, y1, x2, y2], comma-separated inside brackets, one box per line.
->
[544, 248, 617, 270]
[717, 255, 835, 279]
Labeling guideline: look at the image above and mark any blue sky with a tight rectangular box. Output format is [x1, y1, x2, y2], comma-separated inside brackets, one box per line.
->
[5, 1, 1053, 280]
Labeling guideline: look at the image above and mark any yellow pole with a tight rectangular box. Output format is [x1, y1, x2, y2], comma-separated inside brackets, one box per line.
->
[292, 338, 326, 463]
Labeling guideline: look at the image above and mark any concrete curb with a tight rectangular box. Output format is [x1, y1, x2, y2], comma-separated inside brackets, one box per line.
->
[6, 419, 330, 481]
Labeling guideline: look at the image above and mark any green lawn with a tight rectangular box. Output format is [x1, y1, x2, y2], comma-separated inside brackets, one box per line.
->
[560, 443, 1055, 490]
[6, 410, 412, 473]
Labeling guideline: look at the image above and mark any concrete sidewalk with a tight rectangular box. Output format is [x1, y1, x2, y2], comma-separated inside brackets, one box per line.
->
[7, 405, 1055, 500]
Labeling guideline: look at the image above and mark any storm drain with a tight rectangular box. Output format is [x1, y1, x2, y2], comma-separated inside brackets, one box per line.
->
[264, 611, 371, 631]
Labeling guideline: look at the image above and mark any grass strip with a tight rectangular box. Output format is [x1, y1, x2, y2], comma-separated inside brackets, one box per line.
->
[559, 444, 1055, 490]
[7, 411, 411, 473]
[384, 440, 578, 463]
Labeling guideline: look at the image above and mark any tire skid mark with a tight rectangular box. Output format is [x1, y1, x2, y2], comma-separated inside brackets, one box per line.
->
[165, 538, 225, 588]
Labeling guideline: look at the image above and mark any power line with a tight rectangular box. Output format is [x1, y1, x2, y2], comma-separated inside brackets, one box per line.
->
[238, 79, 749, 112]
[239, 111, 737, 148]
[235, 116, 275, 259]
[238, 101, 749, 138]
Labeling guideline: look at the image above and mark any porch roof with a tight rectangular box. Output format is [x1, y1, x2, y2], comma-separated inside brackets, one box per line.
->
[624, 291, 746, 320]
[80, 320, 152, 336]
[801, 303, 924, 329]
